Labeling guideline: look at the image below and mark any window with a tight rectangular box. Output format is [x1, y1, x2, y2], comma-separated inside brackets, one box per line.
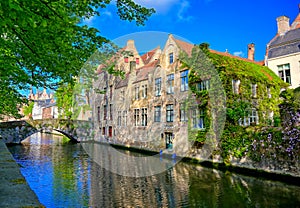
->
[117, 111, 121, 126]
[166, 104, 174, 122]
[102, 127, 105, 135]
[103, 105, 107, 120]
[110, 104, 113, 120]
[97, 106, 100, 122]
[267, 87, 272, 98]
[123, 111, 127, 126]
[167, 74, 174, 94]
[278, 63, 291, 84]
[251, 84, 257, 98]
[134, 109, 140, 126]
[136, 58, 139, 65]
[180, 103, 188, 122]
[191, 108, 205, 129]
[180, 70, 189, 91]
[124, 57, 128, 63]
[155, 78, 162, 96]
[109, 126, 112, 137]
[196, 79, 210, 91]
[250, 108, 259, 125]
[238, 117, 250, 127]
[135, 86, 139, 100]
[154, 106, 161, 122]
[141, 108, 147, 126]
[165, 133, 173, 149]
[121, 90, 125, 101]
[110, 85, 113, 99]
[232, 79, 240, 94]
[142, 85, 147, 98]
[169, 53, 174, 64]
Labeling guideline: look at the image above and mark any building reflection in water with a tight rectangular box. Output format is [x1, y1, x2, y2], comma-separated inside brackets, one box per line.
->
[8, 134, 300, 207]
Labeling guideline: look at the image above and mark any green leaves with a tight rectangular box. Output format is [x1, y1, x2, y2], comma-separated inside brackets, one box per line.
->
[0, 0, 154, 118]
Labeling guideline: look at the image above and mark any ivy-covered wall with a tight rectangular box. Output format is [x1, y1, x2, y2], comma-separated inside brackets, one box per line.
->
[182, 43, 292, 163]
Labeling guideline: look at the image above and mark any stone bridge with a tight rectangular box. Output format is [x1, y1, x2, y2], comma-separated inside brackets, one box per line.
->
[0, 119, 94, 144]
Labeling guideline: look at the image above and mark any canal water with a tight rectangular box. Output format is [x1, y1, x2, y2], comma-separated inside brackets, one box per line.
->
[7, 133, 300, 208]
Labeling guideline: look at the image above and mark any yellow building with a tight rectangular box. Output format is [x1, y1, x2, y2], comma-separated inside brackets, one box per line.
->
[93, 34, 196, 154]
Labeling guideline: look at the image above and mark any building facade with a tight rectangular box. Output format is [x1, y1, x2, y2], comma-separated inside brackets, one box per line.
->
[28, 88, 58, 120]
[92, 34, 285, 156]
[265, 5, 300, 89]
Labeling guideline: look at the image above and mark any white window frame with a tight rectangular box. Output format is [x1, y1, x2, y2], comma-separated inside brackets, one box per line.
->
[167, 74, 174, 94]
[278, 63, 291, 84]
[232, 79, 240, 94]
[180, 70, 189, 92]
[154, 106, 161, 122]
[141, 108, 147, 126]
[155, 78, 162, 96]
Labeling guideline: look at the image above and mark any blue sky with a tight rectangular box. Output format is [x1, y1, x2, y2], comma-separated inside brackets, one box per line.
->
[84, 0, 299, 61]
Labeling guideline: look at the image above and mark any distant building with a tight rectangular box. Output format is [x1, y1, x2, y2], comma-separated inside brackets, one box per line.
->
[265, 4, 300, 89]
[29, 88, 58, 120]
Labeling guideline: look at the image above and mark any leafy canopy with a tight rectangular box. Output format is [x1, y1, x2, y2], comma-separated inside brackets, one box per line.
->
[0, 0, 154, 118]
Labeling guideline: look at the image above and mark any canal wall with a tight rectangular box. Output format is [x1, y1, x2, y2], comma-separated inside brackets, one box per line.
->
[96, 140, 300, 186]
[0, 137, 44, 207]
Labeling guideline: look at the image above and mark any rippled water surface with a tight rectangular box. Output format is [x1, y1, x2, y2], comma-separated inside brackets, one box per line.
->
[8, 133, 300, 207]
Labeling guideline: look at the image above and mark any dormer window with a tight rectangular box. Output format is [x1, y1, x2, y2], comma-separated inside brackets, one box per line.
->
[169, 53, 174, 64]
[136, 58, 139, 65]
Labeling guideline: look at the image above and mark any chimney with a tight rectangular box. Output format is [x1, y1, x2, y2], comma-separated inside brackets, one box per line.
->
[276, 16, 290, 35]
[247, 43, 255, 61]
[126, 40, 135, 50]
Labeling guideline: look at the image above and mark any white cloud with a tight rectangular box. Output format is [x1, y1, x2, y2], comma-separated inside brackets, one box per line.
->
[83, 15, 96, 26]
[102, 11, 112, 17]
[233, 51, 244, 57]
[82, 10, 112, 26]
[177, 1, 193, 22]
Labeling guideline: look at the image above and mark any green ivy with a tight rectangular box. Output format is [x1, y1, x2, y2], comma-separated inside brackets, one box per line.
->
[181, 43, 288, 159]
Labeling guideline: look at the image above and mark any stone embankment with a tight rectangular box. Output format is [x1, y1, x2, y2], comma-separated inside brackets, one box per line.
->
[0, 137, 44, 207]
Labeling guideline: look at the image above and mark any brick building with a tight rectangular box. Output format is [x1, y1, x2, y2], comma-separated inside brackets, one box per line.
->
[92, 34, 284, 155]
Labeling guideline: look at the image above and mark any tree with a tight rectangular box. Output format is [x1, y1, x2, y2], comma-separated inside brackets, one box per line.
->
[0, 0, 154, 119]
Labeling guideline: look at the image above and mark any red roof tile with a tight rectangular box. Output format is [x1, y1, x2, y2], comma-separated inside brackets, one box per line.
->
[173, 38, 194, 56]
[291, 13, 300, 29]
[209, 49, 264, 66]
[140, 47, 160, 65]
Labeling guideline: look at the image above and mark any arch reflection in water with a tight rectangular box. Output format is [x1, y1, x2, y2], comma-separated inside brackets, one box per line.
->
[81, 141, 177, 177]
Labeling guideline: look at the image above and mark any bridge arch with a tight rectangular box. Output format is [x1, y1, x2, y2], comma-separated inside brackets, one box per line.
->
[0, 119, 93, 144]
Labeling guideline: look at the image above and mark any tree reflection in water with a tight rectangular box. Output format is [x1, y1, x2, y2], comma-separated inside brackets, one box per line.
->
[8, 133, 300, 207]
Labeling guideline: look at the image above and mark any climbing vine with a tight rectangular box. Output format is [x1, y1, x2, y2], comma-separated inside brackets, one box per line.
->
[181, 43, 290, 160]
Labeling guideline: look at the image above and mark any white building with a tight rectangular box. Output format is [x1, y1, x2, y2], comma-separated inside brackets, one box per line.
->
[265, 5, 300, 89]
[29, 88, 58, 120]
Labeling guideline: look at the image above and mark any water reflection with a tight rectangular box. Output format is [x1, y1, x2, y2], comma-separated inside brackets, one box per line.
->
[7, 133, 300, 208]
